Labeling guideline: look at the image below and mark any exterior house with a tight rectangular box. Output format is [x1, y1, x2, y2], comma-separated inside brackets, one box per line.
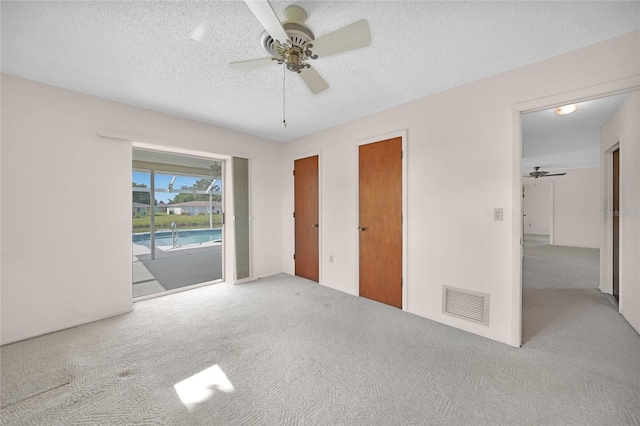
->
[166, 200, 222, 215]
[132, 202, 150, 217]
[133, 201, 168, 216]
[155, 201, 168, 214]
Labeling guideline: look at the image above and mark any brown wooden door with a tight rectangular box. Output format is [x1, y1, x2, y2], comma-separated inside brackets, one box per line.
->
[613, 148, 620, 300]
[359, 137, 402, 308]
[294, 155, 319, 282]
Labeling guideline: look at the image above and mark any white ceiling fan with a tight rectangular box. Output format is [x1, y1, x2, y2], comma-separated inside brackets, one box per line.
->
[230, 0, 371, 95]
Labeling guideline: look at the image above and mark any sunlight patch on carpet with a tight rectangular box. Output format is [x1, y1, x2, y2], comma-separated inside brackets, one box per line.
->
[174, 365, 234, 411]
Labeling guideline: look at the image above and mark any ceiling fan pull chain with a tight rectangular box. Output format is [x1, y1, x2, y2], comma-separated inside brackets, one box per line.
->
[281, 65, 287, 128]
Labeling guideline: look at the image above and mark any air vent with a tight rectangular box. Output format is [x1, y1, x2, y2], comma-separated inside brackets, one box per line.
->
[442, 286, 490, 326]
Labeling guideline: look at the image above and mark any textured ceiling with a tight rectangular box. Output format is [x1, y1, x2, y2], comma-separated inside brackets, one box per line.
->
[522, 93, 629, 174]
[2, 1, 639, 143]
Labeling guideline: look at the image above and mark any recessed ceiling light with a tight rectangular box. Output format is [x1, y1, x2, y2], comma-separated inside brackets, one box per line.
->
[554, 104, 579, 115]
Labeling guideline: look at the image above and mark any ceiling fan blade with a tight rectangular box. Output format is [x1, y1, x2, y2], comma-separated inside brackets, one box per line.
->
[299, 66, 329, 95]
[244, 0, 290, 45]
[311, 20, 371, 58]
[229, 57, 275, 71]
[541, 173, 567, 177]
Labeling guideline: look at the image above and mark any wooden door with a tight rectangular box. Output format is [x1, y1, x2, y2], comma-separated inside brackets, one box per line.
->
[359, 137, 402, 308]
[613, 148, 620, 300]
[294, 155, 319, 282]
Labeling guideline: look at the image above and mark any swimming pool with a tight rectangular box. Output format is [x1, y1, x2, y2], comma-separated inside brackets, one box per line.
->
[133, 228, 222, 247]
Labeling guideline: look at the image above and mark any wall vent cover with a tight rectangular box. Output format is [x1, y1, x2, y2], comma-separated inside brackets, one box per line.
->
[442, 286, 490, 326]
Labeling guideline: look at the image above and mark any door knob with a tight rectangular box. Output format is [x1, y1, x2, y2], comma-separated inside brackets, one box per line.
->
[312, 223, 319, 228]
[358, 226, 366, 232]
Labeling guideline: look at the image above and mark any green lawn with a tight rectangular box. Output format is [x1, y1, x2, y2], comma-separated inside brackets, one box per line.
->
[133, 213, 222, 232]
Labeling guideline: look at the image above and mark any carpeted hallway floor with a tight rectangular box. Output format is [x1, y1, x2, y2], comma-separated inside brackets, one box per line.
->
[1, 239, 639, 425]
[522, 234, 600, 290]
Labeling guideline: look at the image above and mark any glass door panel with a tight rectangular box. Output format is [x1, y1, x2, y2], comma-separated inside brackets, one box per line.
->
[132, 170, 151, 262]
[132, 152, 223, 298]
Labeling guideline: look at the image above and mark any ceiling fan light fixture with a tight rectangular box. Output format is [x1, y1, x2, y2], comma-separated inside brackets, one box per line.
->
[554, 104, 578, 116]
[285, 50, 301, 72]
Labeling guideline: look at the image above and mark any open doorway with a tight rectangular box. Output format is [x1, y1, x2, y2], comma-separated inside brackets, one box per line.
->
[132, 148, 224, 298]
[520, 92, 630, 344]
[522, 179, 553, 245]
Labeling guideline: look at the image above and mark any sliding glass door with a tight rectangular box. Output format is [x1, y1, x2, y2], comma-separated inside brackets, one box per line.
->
[132, 150, 223, 298]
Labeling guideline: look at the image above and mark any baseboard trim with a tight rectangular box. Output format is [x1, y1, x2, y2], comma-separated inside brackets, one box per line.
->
[1, 308, 133, 347]
[233, 271, 284, 285]
[604, 293, 619, 309]
[406, 308, 516, 347]
[620, 311, 640, 336]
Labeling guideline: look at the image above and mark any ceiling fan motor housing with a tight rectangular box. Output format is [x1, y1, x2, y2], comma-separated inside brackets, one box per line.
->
[261, 14, 316, 73]
[261, 22, 315, 56]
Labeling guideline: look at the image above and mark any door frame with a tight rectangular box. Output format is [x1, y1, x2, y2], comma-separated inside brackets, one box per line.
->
[511, 76, 639, 347]
[355, 130, 408, 310]
[602, 141, 621, 295]
[292, 150, 323, 284]
[131, 141, 228, 300]
[522, 180, 555, 244]
[549, 180, 555, 245]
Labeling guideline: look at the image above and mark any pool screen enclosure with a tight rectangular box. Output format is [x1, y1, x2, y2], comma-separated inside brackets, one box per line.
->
[132, 149, 224, 298]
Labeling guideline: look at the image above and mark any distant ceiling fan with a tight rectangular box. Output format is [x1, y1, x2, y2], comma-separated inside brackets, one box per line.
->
[229, 0, 371, 95]
[524, 166, 567, 179]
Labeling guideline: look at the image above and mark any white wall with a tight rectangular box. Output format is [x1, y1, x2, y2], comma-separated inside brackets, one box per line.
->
[282, 31, 639, 346]
[523, 181, 552, 235]
[600, 91, 640, 334]
[552, 168, 601, 248]
[523, 168, 601, 248]
[0, 74, 284, 345]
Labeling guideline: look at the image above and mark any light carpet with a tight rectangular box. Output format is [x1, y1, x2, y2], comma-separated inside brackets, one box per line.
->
[522, 234, 599, 290]
[1, 248, 639, 425]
